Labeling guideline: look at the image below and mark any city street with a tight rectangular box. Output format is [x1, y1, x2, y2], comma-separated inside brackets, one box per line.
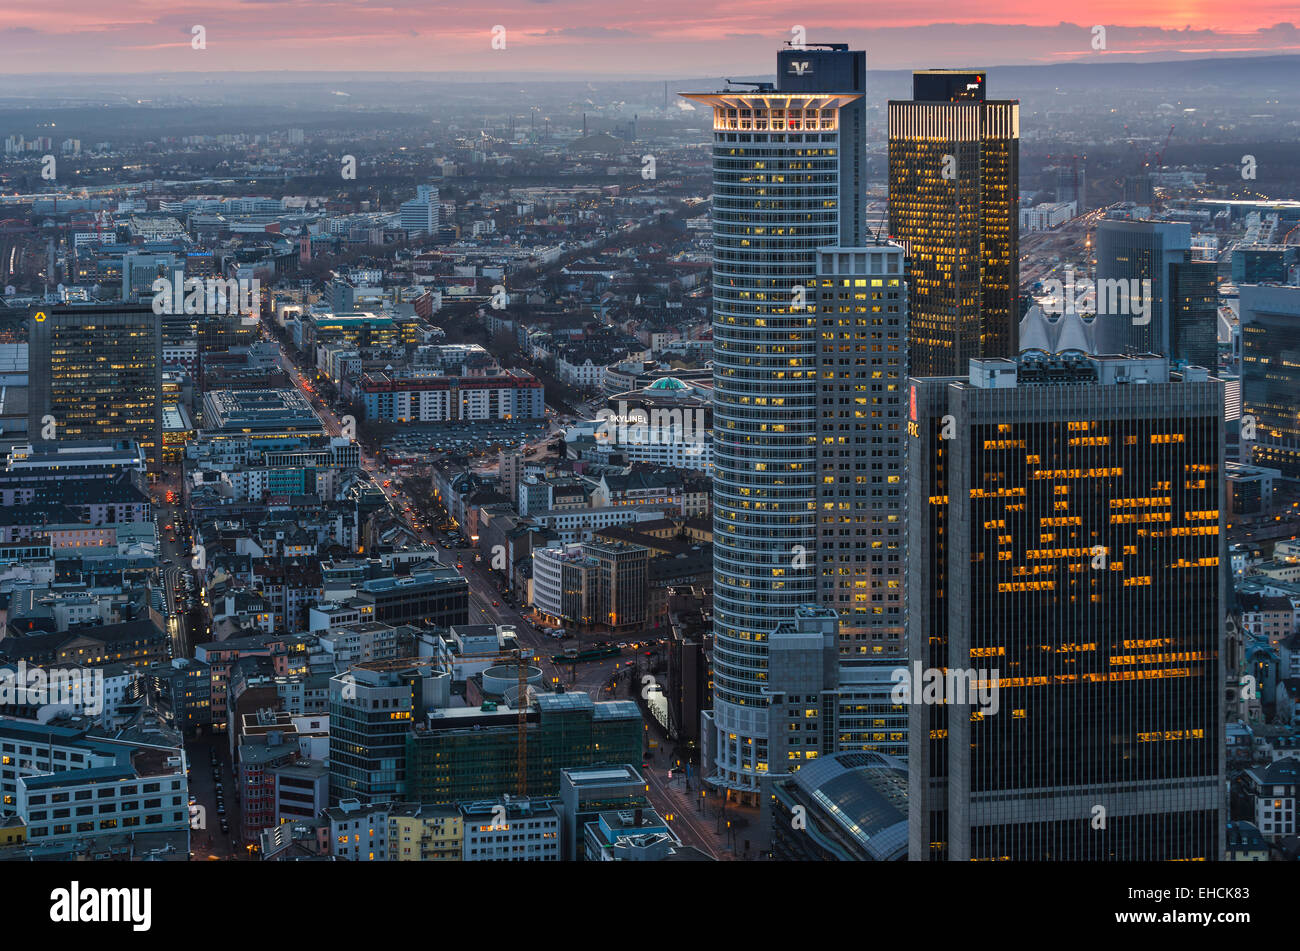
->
[263, 317, 722, 851]
[265, 318, 637, 697]
[152, 472, 195, 658]
[186, 733, 242, 861]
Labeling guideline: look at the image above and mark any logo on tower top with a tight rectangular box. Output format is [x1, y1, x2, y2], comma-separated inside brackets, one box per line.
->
[788, 61, 812, 76]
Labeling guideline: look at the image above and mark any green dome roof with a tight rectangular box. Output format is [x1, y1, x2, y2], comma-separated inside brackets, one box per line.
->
[646, 377, 688, 391]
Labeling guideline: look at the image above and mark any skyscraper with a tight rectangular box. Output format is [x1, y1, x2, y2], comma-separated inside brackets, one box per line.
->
[1056, 161, 1087, 212]
[1094, 218, 1217, 367]
[815, 245, 908, 654]
[28, 302, 163, 468]
[684, 45, 912, 811]
[889, 70, 1019, 377]
[1168, 258, 1219, 370]
[907, 352, 1225, 860]
[683, 44, 873, 799]
[1240, 282, 1300, 477]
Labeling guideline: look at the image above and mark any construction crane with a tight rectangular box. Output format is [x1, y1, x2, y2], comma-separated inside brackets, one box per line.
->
[354, 646, 538, 796]
[1154, 123, 1176, 169]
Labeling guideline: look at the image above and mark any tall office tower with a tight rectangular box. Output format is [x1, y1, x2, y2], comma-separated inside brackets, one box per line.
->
[1240, 283, 1300, 477]
[888, 70, 1019, 377]
[682, 43, 868, 800]
[907, 352, 1225, 861]
[1094, 218, 1217, 366]
[28, 303, 163, 469]
[1168, 259, 1218, 369]
[815, 244, 908, 655]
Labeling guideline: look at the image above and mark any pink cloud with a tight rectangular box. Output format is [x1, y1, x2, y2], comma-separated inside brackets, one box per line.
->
[0, 1, 1297, 72]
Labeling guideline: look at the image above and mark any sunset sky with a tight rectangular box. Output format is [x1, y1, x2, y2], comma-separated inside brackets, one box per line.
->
[0, 0, 1296, 74]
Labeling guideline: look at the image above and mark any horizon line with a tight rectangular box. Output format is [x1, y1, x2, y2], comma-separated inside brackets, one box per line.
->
[0, 49, 1294, 82]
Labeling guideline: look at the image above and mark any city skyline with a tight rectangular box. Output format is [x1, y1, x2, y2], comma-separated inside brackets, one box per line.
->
[0, 1, 1293, 898]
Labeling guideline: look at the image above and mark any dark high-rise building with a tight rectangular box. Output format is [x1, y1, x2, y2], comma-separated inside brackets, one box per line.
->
[907, 352, 1225, 861]
[1123, 174, 1155, 205]
[28, 302, 163, 468]
[1094, 218, 1217, 367]
[1168, 259, 1219, 369]
[1240, 283, 1300, 477]
[1232, 244, 1297, 285]
[889, 69, 1019, 376]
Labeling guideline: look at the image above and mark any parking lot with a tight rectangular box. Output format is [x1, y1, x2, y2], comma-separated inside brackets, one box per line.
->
[375, 419, 550, 465]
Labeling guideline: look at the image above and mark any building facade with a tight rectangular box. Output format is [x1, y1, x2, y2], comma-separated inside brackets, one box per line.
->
[907, 353, 1225, 861]
[683, 44, 868, 801]
[28, 304, 163, 469]
[889, 70, 1019, 377]
[814, 244, 908, 656]
[1240, 283, 1300, 477]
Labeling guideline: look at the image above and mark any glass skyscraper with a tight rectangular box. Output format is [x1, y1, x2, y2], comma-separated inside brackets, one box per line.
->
[889, 70, 1019, 377]
[907, 353, 1225, 860]
[684, 45, 868, 799]
[685, 45, 910, 804]
[27, 302, 163, 469]
[1240, 283, 1300, 477]
[1093, 218, 1207, 364]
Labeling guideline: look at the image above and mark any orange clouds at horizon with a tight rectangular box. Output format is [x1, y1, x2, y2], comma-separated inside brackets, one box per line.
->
[0, 0, 1296, 73]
